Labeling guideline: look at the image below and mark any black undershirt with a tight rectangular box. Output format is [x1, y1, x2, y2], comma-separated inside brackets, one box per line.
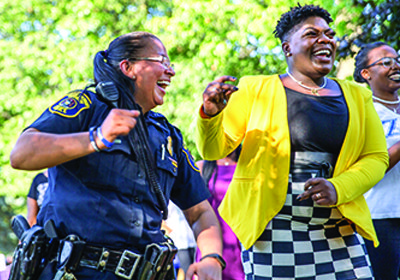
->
[286, 87, 348, 159]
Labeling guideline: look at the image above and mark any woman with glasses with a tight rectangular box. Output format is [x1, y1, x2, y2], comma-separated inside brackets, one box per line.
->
[354, 42, 400, 280]
[196, 4, 388, 279]
[9, 32, 224, 280]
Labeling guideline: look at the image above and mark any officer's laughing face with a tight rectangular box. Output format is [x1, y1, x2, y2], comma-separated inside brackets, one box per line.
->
[130, 38, 176, 113]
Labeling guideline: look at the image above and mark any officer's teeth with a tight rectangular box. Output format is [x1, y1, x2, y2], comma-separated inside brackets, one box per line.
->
[390, 74, 400, 81]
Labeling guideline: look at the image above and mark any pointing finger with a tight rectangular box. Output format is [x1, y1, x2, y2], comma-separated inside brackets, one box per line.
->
[214, 75, 238, 84]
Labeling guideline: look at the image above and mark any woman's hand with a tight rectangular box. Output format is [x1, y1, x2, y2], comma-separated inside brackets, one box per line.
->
[202, 76, 238, 117]
[297, 178, 338, 206]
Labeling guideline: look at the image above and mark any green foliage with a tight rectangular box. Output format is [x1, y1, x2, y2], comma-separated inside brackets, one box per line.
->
[0, 0, 393, 253]
[336, 0, 400, 60]
[0, 196, 20, 254]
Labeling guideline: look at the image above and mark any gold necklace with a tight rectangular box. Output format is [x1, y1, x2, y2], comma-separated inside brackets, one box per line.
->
[286, 70, 327, 95]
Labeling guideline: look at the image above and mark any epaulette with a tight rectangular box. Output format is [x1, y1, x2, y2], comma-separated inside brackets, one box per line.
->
[149, 111, 166, 119]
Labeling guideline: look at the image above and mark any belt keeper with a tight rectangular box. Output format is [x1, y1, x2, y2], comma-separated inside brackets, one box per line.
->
[97, 249, 110, 271]
[58, 235, 86, 273]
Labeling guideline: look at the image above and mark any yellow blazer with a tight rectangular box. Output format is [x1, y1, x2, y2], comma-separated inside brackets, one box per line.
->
[196, 74, 388, 249]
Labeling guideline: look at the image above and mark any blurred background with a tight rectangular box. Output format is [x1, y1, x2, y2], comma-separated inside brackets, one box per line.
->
[0, 0, 398, 255]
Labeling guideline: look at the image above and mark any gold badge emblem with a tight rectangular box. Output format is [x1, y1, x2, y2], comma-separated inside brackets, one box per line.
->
[167, 136, 173, 156]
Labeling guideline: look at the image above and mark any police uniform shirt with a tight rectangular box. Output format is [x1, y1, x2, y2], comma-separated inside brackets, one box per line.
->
[27, 172, 49, 208]
[30, 90, 210, 253]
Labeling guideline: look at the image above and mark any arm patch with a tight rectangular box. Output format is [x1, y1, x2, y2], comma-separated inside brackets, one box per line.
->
[49, 91, 92, 118]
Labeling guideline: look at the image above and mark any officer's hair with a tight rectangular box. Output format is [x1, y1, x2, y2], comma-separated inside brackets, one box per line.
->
[273, 3, 333, 43]
[353, 41, 389, 84]
[93, 31, 160, 109]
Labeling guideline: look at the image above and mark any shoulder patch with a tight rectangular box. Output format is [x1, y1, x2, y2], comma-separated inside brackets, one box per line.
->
[182, 145, 200, 173]
[49, 91, 92, 118]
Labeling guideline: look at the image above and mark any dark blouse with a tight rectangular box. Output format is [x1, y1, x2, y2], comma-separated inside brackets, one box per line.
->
[286, 87, 348, 158]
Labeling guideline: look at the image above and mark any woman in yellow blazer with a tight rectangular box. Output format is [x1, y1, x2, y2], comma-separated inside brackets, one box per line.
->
[196, 4, 388, 279]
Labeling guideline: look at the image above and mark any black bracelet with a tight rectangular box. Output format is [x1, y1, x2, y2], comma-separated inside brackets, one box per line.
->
[200, 253, 226, 270]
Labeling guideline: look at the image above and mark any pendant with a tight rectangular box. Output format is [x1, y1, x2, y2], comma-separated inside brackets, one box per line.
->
[311, 89, 319, 95]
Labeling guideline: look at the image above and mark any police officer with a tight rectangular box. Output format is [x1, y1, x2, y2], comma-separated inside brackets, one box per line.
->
[10, 32, 228, 280]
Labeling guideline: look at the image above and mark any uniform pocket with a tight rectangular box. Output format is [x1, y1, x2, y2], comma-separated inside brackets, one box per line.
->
[155, 148, 178, 194]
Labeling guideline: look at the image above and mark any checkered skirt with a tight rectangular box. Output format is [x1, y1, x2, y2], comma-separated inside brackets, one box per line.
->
[241, 173, 373, 279]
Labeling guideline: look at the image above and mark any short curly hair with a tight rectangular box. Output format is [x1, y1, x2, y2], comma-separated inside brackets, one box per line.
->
[273, 3, 333, 42]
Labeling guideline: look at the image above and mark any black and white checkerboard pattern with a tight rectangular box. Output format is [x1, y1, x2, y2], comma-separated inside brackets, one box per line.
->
[241, 174, 373, 279]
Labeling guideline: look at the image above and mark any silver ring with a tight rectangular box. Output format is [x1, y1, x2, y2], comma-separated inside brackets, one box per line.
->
[315, 193, 322, 199]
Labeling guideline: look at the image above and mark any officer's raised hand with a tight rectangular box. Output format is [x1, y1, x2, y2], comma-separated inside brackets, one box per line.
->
[202, 76, 238, 117]
[93, 108, 140, 151]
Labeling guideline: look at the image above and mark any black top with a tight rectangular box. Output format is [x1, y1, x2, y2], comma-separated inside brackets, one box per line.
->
[286, 87, 348, 157]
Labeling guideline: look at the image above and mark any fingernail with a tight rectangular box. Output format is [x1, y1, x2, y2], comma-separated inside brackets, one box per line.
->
[296, 195, 301, 201]
[233, 86, 238, 91]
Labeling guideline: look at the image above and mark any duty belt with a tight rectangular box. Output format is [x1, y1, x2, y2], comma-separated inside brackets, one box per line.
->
[8, 216, 177, 280]
[56, 235, 177, 280]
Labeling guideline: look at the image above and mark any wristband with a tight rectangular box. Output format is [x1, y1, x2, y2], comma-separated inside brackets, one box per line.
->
[89, 126, 100, 152]
[200, 253, 226, 270]
[96, 126, 114, 148]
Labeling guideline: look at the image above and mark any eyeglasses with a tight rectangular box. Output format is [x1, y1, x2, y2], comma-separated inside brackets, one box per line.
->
[365, 56, 400, 69]
[128, 56, 174, 70]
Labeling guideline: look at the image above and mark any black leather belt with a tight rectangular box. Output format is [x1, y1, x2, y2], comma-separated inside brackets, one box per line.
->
[292, 151, 336, 166]
[290, 151, 336, 180]
[80, 245, 142, 279]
